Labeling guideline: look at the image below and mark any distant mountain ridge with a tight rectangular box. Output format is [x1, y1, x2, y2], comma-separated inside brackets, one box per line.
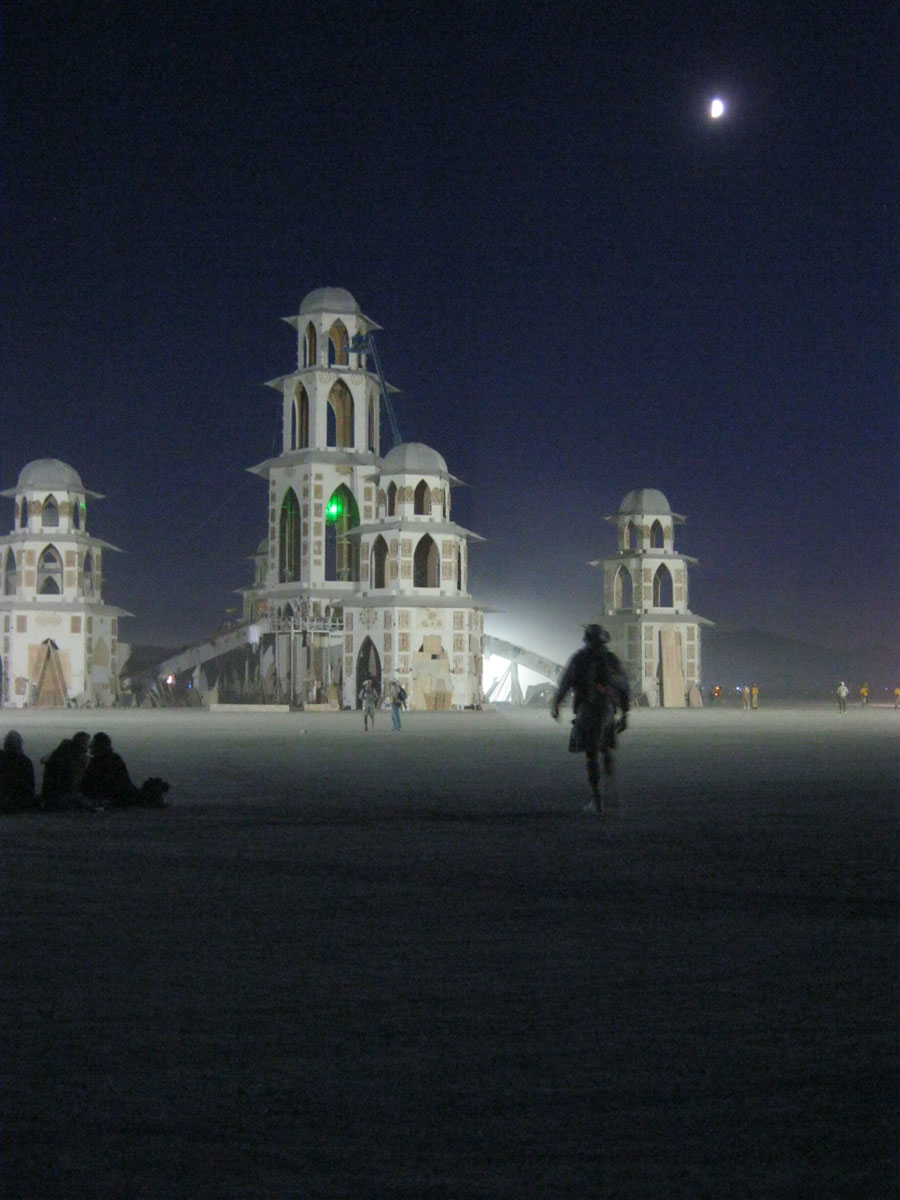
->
[702, 628, 897, 700]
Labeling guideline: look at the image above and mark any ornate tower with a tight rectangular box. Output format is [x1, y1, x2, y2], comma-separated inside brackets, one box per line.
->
[0, 458, 128, 706]
[244, 288, 484, 709]
[591, 488, 712, 707]
[345, 441, 483, 710]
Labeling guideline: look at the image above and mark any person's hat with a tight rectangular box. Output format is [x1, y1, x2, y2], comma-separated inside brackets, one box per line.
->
[583, 624, 610, 646]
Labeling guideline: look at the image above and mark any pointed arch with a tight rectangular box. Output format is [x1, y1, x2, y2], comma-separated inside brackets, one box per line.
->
[650, 520, 664, 549]
[327, 379, 354, 448]
[72, 500, 82, 530]
[355, 637, 381, 704]
[3, 549, 16, 596]
[328, 320, 349, 366]
[33, 639, 68, 707]
[371, 535, 388, 589]
[367, 394, 376, 452]
[414, 534, 440, 587]
[279, 488, 302, 582]
[387, 482, 398, 516]
[414, 480, 430, 515]
[37, 545, 63, 594]
[19, 496, 28, 528]
[624, 520, 637, 550]
[653, 563, 673, 607]
[456, 545, 463, 592]
[324, 484, 360, 581]
[614, 565, 633, 610]
[293, 383, 309, 449]
[41, 496, 59, 528]
[83, 550, 94, 595]
[304, 322, 317, 367]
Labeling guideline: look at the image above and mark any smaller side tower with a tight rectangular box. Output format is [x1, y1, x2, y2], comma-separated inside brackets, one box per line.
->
[0, 459, 130, 707]
[344, 442, 484, 710]
[591, 488, 712, 706]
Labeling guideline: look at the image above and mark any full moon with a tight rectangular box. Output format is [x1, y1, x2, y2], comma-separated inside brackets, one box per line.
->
[710, 97, 725, 119]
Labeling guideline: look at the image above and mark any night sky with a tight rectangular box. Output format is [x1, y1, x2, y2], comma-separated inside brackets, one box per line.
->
[2, 2, 896, 665]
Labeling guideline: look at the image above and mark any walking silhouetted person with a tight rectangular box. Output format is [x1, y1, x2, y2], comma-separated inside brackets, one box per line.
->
[552, 625, 630, 814]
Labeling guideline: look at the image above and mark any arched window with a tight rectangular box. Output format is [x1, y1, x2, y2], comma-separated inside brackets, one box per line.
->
[367, 395, 376, 452]
[19, 496, 28, 528]
[37, 545, 63, 594]
[653, 563, 673, 607]
[624, 520, 636, 550]
[614, 565, 633, 610]
[293, 384, 309, 449]
[356, 637, 381, 704]
[3, 549, 16, 596]
[279, 488, 301, 582]
[328, 320, 349, 366]
[371, 536, 388, 589]
[83, 550, 94, 595]
[41, 496, 59, 528]
[456, 545, 463, 592]
[304, 323, 317, 368]
[650, 520, 664, 549]
[327, 380, 354, 448]
[324, 484, 359, 581]
[414, 480, 430, 515]
[387, 482, 398, 516]
[72, 500, 81, 530]
[413, 534, 440, 587]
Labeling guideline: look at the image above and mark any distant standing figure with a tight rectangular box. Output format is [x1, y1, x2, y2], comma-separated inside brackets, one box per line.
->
[552, 624, 630, 814]
[0, 730, 37, 813]
[836, 681, 849, 714]
[859, 682, 869, 707]
[750, 683, 759, 710]
[359, 679, 379, 731]
[41, 731, 91, 810]
[741, 685, 751, 710]
[893, 686, 900, 710]
[389, 680, 407, 730]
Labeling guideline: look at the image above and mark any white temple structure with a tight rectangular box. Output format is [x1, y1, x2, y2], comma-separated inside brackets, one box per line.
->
[591, 488, 712, 707]
[0, 459, 128, 707]
[242, 287, 484, 709]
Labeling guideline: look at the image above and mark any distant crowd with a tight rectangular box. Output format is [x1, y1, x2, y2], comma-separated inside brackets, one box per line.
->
[0, 730, 169, 814]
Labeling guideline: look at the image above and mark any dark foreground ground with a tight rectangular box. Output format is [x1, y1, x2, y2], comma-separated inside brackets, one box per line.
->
[2, 706, 897, 1198]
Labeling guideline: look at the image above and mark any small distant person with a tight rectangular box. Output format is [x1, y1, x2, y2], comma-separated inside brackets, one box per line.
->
[0, 730, 37, 813]
[82, 732, 169, 809]
[41, 731, 91, 810]
[552, 624, 630, 814]
[836, 681, 849, 714]
[750, 683, 759, 710]
[389, 679, 407, 730]
[359, 679, 379, 731]
[859, 682, 869, 707]
[741, 685, 751, 710]
[893, 686, 900, 710]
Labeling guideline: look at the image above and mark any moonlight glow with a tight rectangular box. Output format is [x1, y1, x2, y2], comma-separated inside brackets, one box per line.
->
[710, 97, 725, 119]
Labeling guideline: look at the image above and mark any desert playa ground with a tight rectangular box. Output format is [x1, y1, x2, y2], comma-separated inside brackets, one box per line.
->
[2, 704, 897, 1198]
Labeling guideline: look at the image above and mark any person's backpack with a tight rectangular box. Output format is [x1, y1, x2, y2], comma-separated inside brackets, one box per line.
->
[397, 686, 407, 704]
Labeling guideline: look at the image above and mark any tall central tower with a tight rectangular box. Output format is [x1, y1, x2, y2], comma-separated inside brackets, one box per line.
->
[244, 288, 484, 709]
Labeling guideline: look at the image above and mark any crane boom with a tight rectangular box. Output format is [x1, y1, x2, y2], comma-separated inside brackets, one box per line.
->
[350, 332, 402, 448]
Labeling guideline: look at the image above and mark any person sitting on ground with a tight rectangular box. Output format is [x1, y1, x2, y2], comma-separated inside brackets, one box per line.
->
[0, 730, 37, 813]
[41, 731, 91, 810]
[81, 732, 169, 809]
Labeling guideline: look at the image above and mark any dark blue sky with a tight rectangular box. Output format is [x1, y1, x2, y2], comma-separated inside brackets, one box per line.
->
[1, 1, 896, 662]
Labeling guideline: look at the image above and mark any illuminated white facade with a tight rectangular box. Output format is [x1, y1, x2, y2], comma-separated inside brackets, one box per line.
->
[0, 459, 128, 707]
[592, 488, 711, 707]
[244, 288, 484, 709]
